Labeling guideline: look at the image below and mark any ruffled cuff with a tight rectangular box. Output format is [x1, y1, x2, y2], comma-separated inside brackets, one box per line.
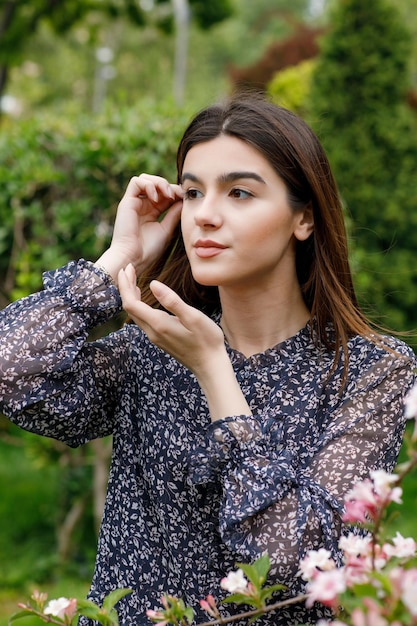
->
[187, 414, 291, 486]
[187, 414, 297, 557]
[43, 259, 122, 326]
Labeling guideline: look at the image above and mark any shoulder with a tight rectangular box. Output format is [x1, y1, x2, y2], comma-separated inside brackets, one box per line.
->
[344, 333, 417, 393]
[347, 332, 416, 365]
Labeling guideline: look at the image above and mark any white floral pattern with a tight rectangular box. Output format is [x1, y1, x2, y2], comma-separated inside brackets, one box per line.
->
[0, 260, 416, 626]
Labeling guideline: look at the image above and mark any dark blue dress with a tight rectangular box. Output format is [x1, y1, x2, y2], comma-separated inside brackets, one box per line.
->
[1, 260, 415, 625]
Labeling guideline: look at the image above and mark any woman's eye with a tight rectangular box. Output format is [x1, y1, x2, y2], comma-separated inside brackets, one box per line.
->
[230, 188, 253, 199]
[183, 188, 202, 200]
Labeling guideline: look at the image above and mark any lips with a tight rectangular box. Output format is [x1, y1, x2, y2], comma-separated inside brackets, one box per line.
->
[193, 239, 227, 258]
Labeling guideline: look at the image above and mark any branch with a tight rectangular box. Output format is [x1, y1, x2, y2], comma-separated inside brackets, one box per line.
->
[196, 594, 309, 626]
[0, 1, 18, 37]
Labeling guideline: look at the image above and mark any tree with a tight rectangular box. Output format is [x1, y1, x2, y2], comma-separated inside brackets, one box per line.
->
[0, 0, 233, 110]
[0, 1, 145, 106]
[229, 23, 324, 92]
[309, 0, 417, 336]
[0, 101, 190, 571]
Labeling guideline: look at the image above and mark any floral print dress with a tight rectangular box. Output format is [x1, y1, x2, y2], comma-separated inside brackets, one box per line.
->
[0, 260, 416, 625]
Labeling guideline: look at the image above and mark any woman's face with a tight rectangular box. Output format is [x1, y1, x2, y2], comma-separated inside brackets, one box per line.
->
[180, 135, 313, 292]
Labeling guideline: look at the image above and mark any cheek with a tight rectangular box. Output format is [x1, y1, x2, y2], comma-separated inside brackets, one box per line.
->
[180, 211, 192, 249]
[239, 214, 297, 252]
[244, 220, 284, 247]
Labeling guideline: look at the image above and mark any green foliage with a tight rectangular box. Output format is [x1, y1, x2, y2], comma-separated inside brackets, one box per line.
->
[309, 0, 417, 336]
[222, 554, 284, 611]
[0, 423, 100, 588]
[0, 102, 190, 302]
[0, 0, 234, 102]
[190, 0, 234, 29]
[8, 588, 132, 626]
[156, 0, 234, 33]
[2, 1, 317, 118]
[0, 1, 131, 67]
[268, 59, 315, 115]
[0, 437, 60, 586]
[0, 101, 189, 590]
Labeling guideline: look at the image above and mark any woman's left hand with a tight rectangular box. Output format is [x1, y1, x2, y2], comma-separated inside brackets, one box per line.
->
[118, 264, 225, 377]
[118, 264, 252, 421]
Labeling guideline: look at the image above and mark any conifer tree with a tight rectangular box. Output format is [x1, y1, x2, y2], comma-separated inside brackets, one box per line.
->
[309, 0, 417, 334]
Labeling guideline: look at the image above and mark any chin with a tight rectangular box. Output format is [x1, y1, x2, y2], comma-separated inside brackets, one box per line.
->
[191, 270, 223, 288]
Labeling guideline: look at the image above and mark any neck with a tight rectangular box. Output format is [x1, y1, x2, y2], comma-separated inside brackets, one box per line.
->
[219, 282, 310, 357]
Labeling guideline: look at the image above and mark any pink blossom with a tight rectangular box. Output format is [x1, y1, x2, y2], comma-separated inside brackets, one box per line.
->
[342, 537, 386, 578]
[383, 532, 417, 559]
[199, 594, 218, 618]
[350, 609, 367, 626]
[343, 472, 402, 524]
[400, 568, 417, 616]
[298, 548, 336, 581]
[346, 479, 376, 505]
[339, 532, 372, 557]
[343, 498, 374, 523]
[44, 597, 77, 620]
[343, 555, 373, 586]
[388, 566, 405, 601]
[343, 479, 378, 522]
[220, 569, 249, 594]
[31, 590, 48, 607]
[306, 568, 346, 609]
[370, 470, 402, 504]
[146, 609, 169, 625]
[404, 383, 417, 419]
[351, 602, 388, 626]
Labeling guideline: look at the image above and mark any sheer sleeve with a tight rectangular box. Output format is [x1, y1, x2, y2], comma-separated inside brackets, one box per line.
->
[187, 344, 416, 587]
[0, 260, 131, 447]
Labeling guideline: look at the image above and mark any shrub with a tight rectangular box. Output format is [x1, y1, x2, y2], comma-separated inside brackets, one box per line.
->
[0, 102, 191, 303]
[308, 0, 417, 339]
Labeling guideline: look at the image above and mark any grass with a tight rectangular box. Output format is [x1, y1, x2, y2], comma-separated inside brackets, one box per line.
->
[0, 578, 90, 626]
[0, 427, 95, 624]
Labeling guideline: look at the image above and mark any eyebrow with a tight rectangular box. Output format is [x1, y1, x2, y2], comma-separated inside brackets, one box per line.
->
[180, 171, 266, 185]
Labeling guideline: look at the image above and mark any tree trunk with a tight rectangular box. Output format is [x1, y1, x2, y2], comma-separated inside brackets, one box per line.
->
[90, 438, 112, 534]
[0, 1, 18, 108]
[57, 495, 89, 563]
[172, 0, 190, 106]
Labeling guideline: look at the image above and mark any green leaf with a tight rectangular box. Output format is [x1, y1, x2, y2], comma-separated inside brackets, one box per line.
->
[8, 610, 37, 625]
[259, 583, 286, 602]
[76, 598, 103, 612]
[222, 593, 257, 608]
[237, 553, 271, 588]
[183, 607, 195, 622]
[102, 588, 133, 611]
[76, 603, 103, 620]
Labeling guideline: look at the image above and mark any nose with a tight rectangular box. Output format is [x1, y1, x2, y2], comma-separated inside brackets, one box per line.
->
[194, 194, 223, 229]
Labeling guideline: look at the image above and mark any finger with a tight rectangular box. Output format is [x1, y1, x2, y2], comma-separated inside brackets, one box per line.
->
[130, 175, 180, 204]
[137, 176, 183, 205]
[123, 176, 158, 203]
[160, 200, 183, 237]
[150, 281, 200, 330]
[118, 264, 142, 305]
[169, 184, 184, 201]
[118, 266, 168, 334]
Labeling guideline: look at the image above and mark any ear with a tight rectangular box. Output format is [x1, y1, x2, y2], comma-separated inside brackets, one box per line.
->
[294, 203, 314, 241]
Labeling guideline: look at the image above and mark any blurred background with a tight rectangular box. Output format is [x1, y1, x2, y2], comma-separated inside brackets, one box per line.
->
[1, 0, 417, 621]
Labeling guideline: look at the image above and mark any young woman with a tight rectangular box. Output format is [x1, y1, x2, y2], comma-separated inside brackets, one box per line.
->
[1, 97, 415, 625]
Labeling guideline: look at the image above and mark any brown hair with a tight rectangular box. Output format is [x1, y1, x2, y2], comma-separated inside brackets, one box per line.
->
[138, 95, 376, 376]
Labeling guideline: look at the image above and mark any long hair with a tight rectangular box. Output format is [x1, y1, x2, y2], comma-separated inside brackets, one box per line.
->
[138, 95, 376, 375]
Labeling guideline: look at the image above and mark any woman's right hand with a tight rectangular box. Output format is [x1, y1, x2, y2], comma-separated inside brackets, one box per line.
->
[95, 174, 183, 284]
